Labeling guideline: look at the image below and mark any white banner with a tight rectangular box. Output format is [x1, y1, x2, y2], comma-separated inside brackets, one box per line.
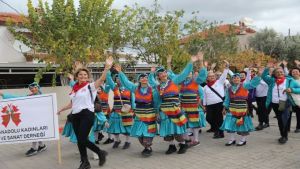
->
[0, 93, 59, 144]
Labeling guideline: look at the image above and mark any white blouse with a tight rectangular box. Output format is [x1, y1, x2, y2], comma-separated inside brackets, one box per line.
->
[272, 80, 287, 103]
[70, 82, 97, 114]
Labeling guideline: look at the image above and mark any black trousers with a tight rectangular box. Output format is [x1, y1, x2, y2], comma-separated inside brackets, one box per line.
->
[256, 97, 269, 124]
[293, 106, 300, 129]
[271, 103, 289, 138]
[72, 109, 101, 161]
[206, 102, 224, 134]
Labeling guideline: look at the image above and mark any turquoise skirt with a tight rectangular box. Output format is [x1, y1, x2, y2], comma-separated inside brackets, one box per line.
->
[106, 112, 131, 135]
[62, 121, 95, 143]
[93, 112, 107, 131]
[187, 108, 207, 128]
[220, 113, 254, 133]
[159, 111, 186, 137]
[130, 116, 157, 138]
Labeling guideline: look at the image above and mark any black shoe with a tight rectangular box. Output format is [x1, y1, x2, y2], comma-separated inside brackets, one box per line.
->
[141, 147, 152, 157]
[236, 141, 247, 146]
[255, 124, 264, 131]
[206, 128, 214, 133]
[37, 144, 47, 153]
[103, 138, 114, 144]
[98, 132, 104, 142]
[295, 129, 300, 133]
[185, 139, 192, 146]
[263, 123, 270, 128]
[199, 129, 202, 133]
[98, 150, 107, 166]
[122, 142, 131, 149]
[25, 148, 38, 157]
[213, 133, 224, 139]
[112, 141, 121, 149]
[177, 143, 188, 154]
[165, 144, 177, 155]
[278, 137, 288, 144]
[225, 140, 236, 146]
[78, 160, 91, 169]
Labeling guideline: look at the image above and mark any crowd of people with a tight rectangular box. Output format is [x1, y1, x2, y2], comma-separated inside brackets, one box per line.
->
[1, 55, 300, 169]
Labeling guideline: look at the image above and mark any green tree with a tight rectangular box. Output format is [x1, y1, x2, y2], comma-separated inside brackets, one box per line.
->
[249, 28, 284, 58]
[127, 1, 189, 72]
[9, 0, 114, 82]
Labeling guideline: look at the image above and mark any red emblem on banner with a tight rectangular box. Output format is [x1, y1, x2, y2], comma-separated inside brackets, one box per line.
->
[1, 104, 22, 127]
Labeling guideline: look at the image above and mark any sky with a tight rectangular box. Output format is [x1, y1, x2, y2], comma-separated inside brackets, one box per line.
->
[1, 0, 300, 35]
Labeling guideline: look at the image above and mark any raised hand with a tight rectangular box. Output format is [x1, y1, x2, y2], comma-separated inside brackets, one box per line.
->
[67, 73, 74, 81]
[257, 66, 264, 76]
[167, 55, 172, 63]
[73, 61, 84, 72]
[151, 66, 156, 73]
[114, 64, 122, 72]
[211, 63, 217, 70]
[282, 60, 288, 67]
[204, 61, 209, 68]
[223, 60, 230, 68]
[105, 56, 114, 67]
[267, 62, 274, 68]
[191, 55, 199, 62]
[295, 60, 300, 65]
[197, 51, 204, 61]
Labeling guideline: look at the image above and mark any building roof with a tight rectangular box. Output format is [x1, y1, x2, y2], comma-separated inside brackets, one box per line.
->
[0, 12, 25, 25]
[180, 24, 256, 44]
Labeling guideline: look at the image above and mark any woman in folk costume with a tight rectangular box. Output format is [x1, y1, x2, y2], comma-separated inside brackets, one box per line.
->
[262, 62, 300, 144]
[114, 65, 159, 157]
[148, 54, 200, 155]
[0, 82, 47, 157]
[95, 84, 114, 144]
[106, 70, 134, 149]
[220, 71, 262, 146]
[166, 54, 206, 147]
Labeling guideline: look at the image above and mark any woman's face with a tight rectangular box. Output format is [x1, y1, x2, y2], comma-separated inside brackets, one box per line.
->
[139, 76, 148, 84]
[240, 73, 246, 80]
[207, 72, 216, 82]
[292, 69, 300, 78]
[77, 70, 89, 83]
[29, 86, 39, 94]
[158, 71, 168, 81]
[232, 76, 241, 85]
[274, 68, 284, 78]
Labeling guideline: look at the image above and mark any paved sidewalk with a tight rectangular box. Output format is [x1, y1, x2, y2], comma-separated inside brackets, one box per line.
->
[1, 115, 300, 169]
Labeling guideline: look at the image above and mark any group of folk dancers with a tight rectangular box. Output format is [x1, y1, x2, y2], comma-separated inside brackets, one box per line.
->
[1, 54, 300, 168]
[59, 54, 300, 158]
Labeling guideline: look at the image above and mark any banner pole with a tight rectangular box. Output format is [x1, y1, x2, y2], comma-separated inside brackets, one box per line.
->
[57, 136, 62, 164]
